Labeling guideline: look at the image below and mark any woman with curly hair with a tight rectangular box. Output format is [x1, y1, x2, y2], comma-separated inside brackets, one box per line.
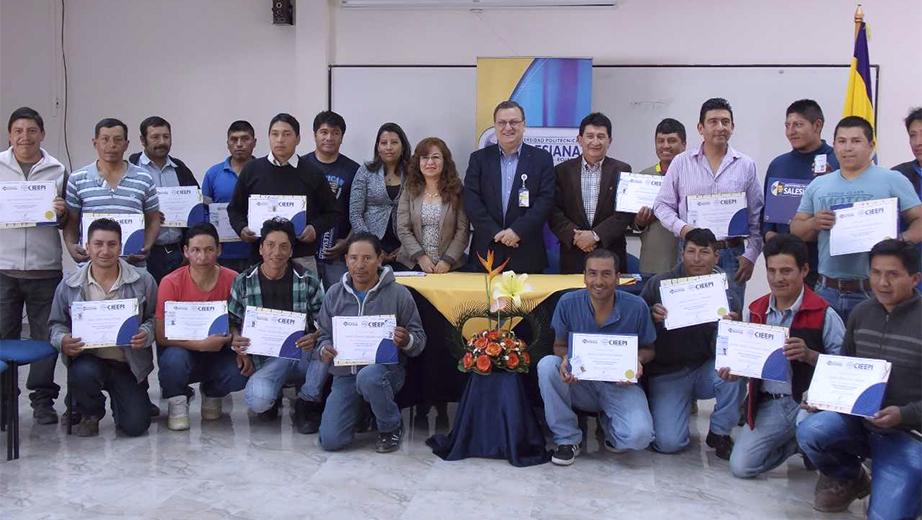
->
[396, 137, 470, 273]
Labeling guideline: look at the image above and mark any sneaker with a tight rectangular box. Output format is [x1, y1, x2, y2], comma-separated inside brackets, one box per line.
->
[705, 431, 734, 460]
[76, 414, 101, 437]
[32, 403, 58, 425]
[62, 409, 82, 426]
[293, 399, 322, 434]
[814, 468, 871, 512]
[258, 398, 281, 422]
[375, 422, 404, 453]
[201, 397, 223, 421]
[551, 444, 580, 466]
[149, 401, 161, 417]
[603, 439, 628, 454]
[167, 396, 190, 431]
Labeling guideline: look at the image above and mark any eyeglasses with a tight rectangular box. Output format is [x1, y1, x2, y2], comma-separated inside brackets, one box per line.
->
[420, 155, 443, 163]
[495, 120, 524, 129]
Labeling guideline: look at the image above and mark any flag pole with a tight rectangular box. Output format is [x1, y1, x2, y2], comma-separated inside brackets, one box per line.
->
[854, 4, 864, 38]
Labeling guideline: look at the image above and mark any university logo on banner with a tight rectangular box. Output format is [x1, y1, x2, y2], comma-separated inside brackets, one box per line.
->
[475, 57, 592, 165]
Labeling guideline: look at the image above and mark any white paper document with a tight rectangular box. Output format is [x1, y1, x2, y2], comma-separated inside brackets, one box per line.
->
[615, 173, 662, 213]
[71, 298, 140, 348]
[157, 186, 204, 227]
[164, 301, 229, 341]
[567, 333, 639, 382]
[659, 273, 731, 330]
[208, 203, 240, 242]
[715, 320, 789, 381]
[806, 354, 891, 417]
[247, 195, 307, 236]
[686, 192, 749, 239]
[332, 315, 398, 367]
[829, 198, 899, 256]
[0, 181, 57, 228]
[81, 212, 146, 255]
[241, 306, 306, 360]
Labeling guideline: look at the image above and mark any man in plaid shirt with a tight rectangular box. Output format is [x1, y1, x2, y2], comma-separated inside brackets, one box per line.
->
[228, 218, 327, 433]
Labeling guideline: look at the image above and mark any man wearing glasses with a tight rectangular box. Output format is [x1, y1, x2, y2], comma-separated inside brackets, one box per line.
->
[463, 100, 556, 274]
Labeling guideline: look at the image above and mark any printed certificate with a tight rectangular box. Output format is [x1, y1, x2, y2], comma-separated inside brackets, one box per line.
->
[208, 203, 240, 242]
[567, 332, 639, 383]
[686, 192, 748, 239]
[615, 173, 662, 214]
[163, 301, 229, 340]
[81, 212, 146, 255]
[248, 195, 307, 236]
[157, 186, 206, 227]
[806, 354, 891, 417]
[829, 198, 899, 256]
[72, 298, 140, 348]
[715, 320, 789, 382]
[241, 306, 306, 360]
[0, 181, 57, 228]
[659, 273, 731, 330]
[332, 315, 398, 367]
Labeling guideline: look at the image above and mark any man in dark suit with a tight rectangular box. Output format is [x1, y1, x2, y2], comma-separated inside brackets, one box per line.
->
[549, 112, 637, 274]
[464, 101, 556, 274]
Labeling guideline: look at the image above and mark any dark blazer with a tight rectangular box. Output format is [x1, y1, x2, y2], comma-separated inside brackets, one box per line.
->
[463, 143, 555, 274]
[893, 160, 921, 195]
[549, 156, 633, 274]
[128, 152, 199, 188]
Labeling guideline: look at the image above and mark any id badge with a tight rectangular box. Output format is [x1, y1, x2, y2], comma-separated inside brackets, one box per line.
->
[813, 154, 827, 174]
[517, 174, 529, 208]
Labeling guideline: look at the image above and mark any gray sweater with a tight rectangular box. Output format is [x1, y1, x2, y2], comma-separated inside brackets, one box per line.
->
[317, 266, 425, 376]
[349, 164, 403, 240]
[48, 259, 157, 382]
[843, 290, 921, 431]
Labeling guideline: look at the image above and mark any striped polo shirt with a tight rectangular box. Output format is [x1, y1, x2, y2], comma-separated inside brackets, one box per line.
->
[66, 160, 160, 215]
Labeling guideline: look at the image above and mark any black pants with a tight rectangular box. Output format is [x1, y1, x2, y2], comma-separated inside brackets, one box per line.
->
[69, 355, 151, 436]
[0, 273, 62, 407]
[147, 243, 185, 285]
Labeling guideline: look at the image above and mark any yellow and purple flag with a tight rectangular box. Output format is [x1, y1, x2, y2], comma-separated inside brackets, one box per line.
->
[843, 13, 874, 127]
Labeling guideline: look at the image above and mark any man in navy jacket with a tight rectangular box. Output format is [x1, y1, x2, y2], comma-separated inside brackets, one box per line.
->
[463, 101, 555, 274]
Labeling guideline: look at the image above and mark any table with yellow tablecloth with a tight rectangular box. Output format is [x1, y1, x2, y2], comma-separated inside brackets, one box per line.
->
[392, 272, 640, 409]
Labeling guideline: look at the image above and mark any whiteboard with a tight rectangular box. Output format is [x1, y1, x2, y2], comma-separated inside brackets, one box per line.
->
[331, 65, 878, 179]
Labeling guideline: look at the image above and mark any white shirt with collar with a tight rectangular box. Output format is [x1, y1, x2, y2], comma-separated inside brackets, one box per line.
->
[268, 152, 299, 168]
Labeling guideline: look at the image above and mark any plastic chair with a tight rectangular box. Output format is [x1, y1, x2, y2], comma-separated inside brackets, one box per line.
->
[0, 340, 58, 461]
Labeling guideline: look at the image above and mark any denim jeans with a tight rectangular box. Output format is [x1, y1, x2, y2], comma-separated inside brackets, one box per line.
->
[69, 355, 151, 436]
[814, 283, 871, 324]
[244, 353, 327, 413]
[729, 395, 809, 478]
[0, 273, 62, 407]
[158, 346, 248, 399]
[537, 355, 653, 450]
[718, 244, 746, 307]
[648, 358, 745, 453]
[319, 364, 405, 451]
[317, 259, 348, 291]
[797, 411, 922, 520]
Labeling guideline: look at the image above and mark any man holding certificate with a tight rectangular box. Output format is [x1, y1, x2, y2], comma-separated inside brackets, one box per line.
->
[129, 116, 201, 283]
[154, 223, 248, 431]
[653, 98, 764, 304]
[549, 112, 635, 274]
[315, 233, 425, 454]
[227, 218, 327, 434]
[640, 228, 743, 460]
[227, 113, 340, 276]
[0, 107, 69, 425]
[792, 116, 922, 322]
[63, 118, 161, 269]
[537, 249, 656, 466]
[715, 235, 844, 479]
[797, 240, 921, 516]
[48, 219, 158, 437]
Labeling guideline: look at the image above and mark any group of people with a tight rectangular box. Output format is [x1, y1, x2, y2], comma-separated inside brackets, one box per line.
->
[1, 96, 920, 517]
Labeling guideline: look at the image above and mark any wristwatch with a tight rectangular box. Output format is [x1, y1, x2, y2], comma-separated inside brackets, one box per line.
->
[592, 231, 600, 243]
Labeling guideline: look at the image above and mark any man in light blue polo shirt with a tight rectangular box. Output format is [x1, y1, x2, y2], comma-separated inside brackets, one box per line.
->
[202, 120, 257, 273]
[63, 118, 160, 268]
[538, 248, 656, 466]
[792, 116, 922, 322]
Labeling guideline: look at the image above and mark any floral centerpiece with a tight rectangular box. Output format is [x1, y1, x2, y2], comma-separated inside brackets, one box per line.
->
[453, 250, 539, 375]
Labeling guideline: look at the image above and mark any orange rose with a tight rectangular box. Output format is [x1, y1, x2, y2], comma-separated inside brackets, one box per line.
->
[502, 338, 515, 350]
[463, 352, 474, 370]
[476, 354, 492, 373]
[473, 337, 488, 350]
[486, 330, 500, 341]
[521, 352, 531, 366]
[485, 342, 502, 357]
[506, 353, 520, 370]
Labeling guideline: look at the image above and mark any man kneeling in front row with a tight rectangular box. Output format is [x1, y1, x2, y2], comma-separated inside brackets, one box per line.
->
[49, 218, 158, 437]
[316, 232, 426, 453]
[539, 248, 656, 466]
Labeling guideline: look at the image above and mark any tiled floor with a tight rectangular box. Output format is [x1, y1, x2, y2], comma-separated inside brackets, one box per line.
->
[1, 365, 868, 520]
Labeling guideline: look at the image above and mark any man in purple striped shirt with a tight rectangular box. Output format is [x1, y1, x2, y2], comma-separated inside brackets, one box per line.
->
[653, 98, 764, 304]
